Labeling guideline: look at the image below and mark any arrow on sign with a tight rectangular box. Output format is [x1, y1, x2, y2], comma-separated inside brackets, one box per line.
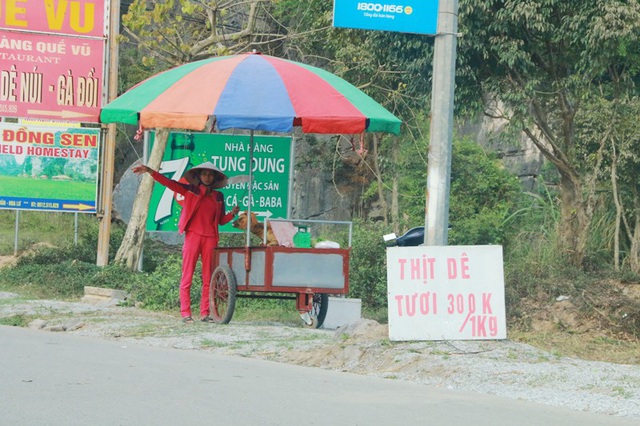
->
[253, 210, 273, 218]
[62, 203, 95, 211]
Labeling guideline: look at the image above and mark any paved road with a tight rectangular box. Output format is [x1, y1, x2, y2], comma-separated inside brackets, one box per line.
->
[0, 325, 635, 426]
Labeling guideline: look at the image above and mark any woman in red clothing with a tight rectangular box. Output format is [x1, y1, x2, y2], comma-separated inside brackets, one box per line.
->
[133, 162, 240, 324]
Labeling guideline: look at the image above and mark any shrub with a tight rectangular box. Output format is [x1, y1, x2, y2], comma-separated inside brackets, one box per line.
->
[448, 139, 523, 246]
[127, 254, 182, 311]
[348, 219, 389, 309]
[74, 219, 126, 263]
[1, 239, 143, 299]
[1, 260, 99, 299]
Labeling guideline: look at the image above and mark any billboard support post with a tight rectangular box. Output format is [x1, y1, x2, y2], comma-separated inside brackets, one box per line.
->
[97, 0, 121, 266]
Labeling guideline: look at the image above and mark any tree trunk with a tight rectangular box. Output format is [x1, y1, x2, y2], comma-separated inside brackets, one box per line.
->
[557, 171, 589, 267]
[523, 125, 591, 267]
[372, 133, 388, 225]
[610, 140, 623, 271]
[114, 128, 170, 270]
[627, 191, 640, 274]
[557, 129, 608, 268]
[523, 118, 607, 269]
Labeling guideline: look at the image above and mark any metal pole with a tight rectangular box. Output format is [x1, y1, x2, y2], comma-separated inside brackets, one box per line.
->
[96, 0, 121, 265]
[243, 131, 255, 271]
[246, 131, 254, 248]
[74, 212, 78, 246]
[14, 210, 19, 256]
[424, 0, 459, 246]
[288, 135, 296, 219]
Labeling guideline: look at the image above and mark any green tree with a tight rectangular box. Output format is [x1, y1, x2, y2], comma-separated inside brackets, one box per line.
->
[121, 0, 284, 68]
[458, 0, 640, 267]
[576, 96, 640, 272]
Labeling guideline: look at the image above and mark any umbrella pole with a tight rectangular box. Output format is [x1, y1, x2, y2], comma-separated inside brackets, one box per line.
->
[244, 131, 254, 271]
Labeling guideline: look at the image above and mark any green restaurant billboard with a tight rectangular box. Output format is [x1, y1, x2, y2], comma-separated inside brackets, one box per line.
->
[147, 132, 292, 233]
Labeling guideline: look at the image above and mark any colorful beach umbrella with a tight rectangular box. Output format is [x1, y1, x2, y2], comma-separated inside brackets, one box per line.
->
[100, 52, 401, 135]
[101, 52, 401, 251]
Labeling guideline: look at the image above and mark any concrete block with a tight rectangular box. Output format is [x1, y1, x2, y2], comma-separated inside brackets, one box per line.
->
[82, 286, 127, 305]
[322, 297, 362, 329]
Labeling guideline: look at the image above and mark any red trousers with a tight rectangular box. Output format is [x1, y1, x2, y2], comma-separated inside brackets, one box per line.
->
[180, 232, 217, 318]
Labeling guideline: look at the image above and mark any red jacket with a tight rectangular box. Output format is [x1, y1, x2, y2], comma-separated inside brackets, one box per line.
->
[150, 170, 234, 236]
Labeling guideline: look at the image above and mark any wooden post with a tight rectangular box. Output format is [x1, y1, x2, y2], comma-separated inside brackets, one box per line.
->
[96, 0, 121, 266]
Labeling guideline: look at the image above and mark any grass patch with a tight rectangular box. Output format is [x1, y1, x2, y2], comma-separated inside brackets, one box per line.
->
[231, 297, 305, 325]
[510, 329, 640, 365]
[0, 314, 29, 327]
[120, 323, 163, 338]
[200, 339, 230, 348]
[612, 386, 633, 399]
[0, 294, 27, 305]
[0, 176, 96, 199]
[1, 261, 101, 299]
[362, 306, 388, 324]
[0, 210, 90, 256]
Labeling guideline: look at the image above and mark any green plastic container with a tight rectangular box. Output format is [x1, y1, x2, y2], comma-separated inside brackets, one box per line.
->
[293, 226, 312, 248]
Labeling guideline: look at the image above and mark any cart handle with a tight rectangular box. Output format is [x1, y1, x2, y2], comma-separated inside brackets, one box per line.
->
[264, 218, 353, 248]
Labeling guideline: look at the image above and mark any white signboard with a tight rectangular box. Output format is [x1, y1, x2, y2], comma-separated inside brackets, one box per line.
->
[387, 245, 506, 341]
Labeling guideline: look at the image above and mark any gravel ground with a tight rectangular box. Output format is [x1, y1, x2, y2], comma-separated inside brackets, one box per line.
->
[1, 291, 639, 420]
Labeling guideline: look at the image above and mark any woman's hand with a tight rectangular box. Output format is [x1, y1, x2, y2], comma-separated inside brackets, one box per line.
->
[231, 205, 240, 216]
[132, 164, 152, 175]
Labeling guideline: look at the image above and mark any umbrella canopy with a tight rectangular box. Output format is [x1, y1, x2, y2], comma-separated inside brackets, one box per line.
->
[100, 52, 401, 135]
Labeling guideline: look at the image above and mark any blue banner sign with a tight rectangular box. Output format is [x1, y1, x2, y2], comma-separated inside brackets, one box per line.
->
[333, 0, 439, 35]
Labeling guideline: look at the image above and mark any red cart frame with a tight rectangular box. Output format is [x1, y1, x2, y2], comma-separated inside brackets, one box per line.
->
[210, 219, 352, 328]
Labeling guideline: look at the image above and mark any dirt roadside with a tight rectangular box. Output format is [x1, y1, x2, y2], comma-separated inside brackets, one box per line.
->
[1, 290, 639, 420]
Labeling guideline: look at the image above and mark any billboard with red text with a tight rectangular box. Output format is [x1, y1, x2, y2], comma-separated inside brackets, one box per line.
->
[0, 0, 107, 122]
[0, 0, 107, 37]
[387, 245, 506, 341]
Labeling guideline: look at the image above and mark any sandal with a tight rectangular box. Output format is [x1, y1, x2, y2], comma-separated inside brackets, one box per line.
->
[201, 316, 215, 323]
[182, 316, 195, 324]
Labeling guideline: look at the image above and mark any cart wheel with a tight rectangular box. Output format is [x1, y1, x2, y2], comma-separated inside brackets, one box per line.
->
[304, 293, 329, 329]
[210, 265, 236, 324]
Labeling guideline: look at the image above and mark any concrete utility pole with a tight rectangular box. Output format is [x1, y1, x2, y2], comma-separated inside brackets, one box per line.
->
[424, 0, 459, 246]
[97, 0, 121, 266]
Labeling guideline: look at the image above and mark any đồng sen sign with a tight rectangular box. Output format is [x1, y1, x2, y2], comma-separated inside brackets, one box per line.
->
[0, 122, 100, 213]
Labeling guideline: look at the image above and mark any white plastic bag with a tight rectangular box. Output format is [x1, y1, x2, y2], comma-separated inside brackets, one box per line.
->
[314, 240, 340, 249]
